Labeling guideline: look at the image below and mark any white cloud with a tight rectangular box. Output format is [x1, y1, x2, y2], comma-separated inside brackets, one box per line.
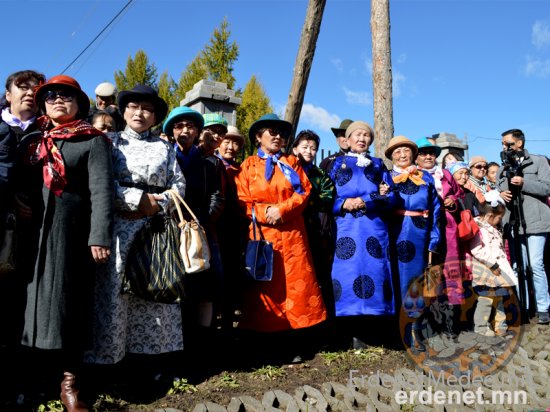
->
[532, 20, 550, 49]
[396, 53, 407, 64]
[331, 58, 343, 73]
[299, 103, 341, 132]
[343, 87, 371, 106]
[525, 55, 550, 78]
[393, 70, 406, 97]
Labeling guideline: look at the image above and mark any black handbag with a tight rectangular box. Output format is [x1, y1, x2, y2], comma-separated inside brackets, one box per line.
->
[123, 214, 186, 303]
[244, 206, 274, 281]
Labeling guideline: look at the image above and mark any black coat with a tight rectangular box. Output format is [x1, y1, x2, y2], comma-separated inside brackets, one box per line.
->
[21, 130, 114, 351]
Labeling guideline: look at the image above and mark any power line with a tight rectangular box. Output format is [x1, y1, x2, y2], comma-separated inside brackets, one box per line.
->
[61, 0, 135, 74]
[469, 134, 550, 142]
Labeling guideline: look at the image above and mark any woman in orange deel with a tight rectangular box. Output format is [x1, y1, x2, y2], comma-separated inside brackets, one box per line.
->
[235, 114, 326, 363]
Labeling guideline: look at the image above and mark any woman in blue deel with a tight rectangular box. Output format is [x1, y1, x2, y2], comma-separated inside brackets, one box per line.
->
[328, 120, 397, 348]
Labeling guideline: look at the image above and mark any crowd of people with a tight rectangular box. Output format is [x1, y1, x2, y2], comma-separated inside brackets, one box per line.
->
[1, 70, 550, 411]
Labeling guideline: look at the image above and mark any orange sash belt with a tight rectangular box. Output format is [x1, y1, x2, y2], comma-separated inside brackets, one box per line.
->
[395, 209, 429, 218]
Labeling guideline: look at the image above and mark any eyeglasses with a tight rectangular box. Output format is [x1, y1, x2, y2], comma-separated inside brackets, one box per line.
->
[417, 151, 436, 157]
[472, 164, 488, 170]
[126, 103, 155, 115]
[267, 128, 285, 137]
[44, 90, 74, 104]
[173, 121, 196, 131]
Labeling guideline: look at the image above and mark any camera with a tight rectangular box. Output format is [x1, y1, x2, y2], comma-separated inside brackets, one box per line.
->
[500, 144, 524, 176]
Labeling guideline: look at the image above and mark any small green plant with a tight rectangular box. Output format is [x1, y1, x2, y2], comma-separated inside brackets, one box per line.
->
[166, 378, 198, 395]
[215, 372, 240, 388]
[319, 350, 348, 366]
[352, 346, 385, 362]
[36, 400, 64, 412]
[253, 365, 286, 380]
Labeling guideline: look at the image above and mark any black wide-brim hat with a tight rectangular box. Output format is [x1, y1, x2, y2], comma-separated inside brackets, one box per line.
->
[117, 84, 168, 124]
[248, 113, 292, 145]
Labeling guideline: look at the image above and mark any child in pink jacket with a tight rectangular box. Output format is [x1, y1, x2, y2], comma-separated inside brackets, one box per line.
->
[469, 193, 517, 336]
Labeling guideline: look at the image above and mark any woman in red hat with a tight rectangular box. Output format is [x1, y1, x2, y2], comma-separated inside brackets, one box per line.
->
[20, 75, 113, 412]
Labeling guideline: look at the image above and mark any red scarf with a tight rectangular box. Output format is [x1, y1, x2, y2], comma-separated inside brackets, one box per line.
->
[27, 116, 105, 197]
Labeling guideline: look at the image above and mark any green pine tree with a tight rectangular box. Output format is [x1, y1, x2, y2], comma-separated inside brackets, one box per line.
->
[236, 75, 273, 156]
[157, 71, 178, 110]
[203, 17, 239, 89]
[114, 49, 158, 91]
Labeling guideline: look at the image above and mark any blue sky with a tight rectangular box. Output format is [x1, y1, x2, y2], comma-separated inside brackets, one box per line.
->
[3, 0, 550, 163]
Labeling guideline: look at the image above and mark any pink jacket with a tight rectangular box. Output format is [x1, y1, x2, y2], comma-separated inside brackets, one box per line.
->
[469, 218, 517, 288]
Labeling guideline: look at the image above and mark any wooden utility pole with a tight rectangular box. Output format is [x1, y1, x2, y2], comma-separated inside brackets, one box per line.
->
[285, 0, 326, 149]
[371, 0, 393, 161]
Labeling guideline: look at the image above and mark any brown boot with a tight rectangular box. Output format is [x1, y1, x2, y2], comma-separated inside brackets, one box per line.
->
[60, 372, 89, 412]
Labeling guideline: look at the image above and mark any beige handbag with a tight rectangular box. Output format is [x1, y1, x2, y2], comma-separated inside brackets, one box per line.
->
[168, 190, 211, 274]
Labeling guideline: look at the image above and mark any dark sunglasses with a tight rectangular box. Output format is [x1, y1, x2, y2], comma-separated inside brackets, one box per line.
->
[267, 128, 286, 138]
[472, 165, 488, 170]
[44, 90, 74, 104]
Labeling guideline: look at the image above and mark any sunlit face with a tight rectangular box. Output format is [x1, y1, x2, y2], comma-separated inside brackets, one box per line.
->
[218, 138, 241, 161]
[123, 100, 156, 133]
[44, 89, 79, 126]
[292, 139, 318, 164]
[487, 164, 499, 183]
[256, 128, 283, 154]
[416, 149, 437, 169]
[203, 125, 227, 150]
[96, 94, 115, 110]
[470, 162, 487, 180]
[453, 168, 470, 187]
[172, 118, 199, 153]
[348, 129, 372, 154]
[336, 132, 349, 151]
[6, 79, 39, 119]
[391, 146, 413, 168]
[92, 114, 114, 132]
[485, 211, 504, 227]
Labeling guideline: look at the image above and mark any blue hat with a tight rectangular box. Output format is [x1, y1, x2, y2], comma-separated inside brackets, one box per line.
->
[163, 106, 204, 137]
[117, 84, 168, 124]
[203, 113, 228, 133]
[448, 161, 469, 176]
[415, 137, 442, 157]
[248, 113, 292, 144]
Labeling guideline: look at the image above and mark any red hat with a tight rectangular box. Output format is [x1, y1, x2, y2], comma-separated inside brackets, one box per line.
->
[35, 75, 90, 119]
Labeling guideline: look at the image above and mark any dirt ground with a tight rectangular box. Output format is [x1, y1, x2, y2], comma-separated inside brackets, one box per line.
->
[4, 317, 543, 411]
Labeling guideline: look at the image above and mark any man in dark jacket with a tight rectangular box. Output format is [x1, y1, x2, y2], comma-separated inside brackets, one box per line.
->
[497, 128, 550, 324]
[87, 81, 124, 131]
[319, 118, 353, 173]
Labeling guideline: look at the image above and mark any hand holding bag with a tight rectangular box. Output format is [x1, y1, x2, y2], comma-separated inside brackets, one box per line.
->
[423, 251, 442, 298]
[244, 206, 274, 281]
[457, 198, 480, 242]
[0, 213, 16, 275]
[168, 190, 211, 274]
[123, 213, 186, 303]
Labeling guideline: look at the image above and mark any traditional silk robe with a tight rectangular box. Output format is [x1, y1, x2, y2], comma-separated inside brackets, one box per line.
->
[390, 169, 441, 302]
[235, 154, 327, 331]
[84, 127, 185, 364]
[329, 155, 397, 316]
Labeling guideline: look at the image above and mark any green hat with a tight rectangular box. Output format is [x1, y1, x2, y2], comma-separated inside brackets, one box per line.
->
[331, 119, 353, 137]
[203, 113, 228, 134]
[248, 113, 292, 145]
[162, 106, 204, 137]
[415, 137, 442, 157]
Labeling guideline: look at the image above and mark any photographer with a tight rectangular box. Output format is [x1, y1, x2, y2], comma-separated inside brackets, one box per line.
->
[497, 129, 550, 325]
